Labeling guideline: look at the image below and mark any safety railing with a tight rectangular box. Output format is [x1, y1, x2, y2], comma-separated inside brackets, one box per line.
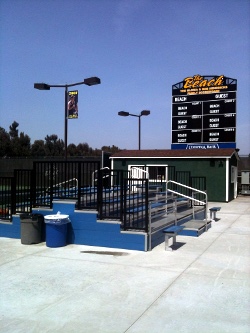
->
[147, 181, 207, 250]
[130, 166, 149, 179]
[45, 178, 78, 195]
[123, 178, 149, 231]
[0, 177, 15, 220]
[33, 160, 100, 209]
[166, 180, 208, 226]
[92, 167, 110, 187]
[97, 169, 127, 220]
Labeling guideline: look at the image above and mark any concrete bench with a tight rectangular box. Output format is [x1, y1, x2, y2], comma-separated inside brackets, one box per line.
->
[163, 225, 185, 251]
[209, 207, 221, 221]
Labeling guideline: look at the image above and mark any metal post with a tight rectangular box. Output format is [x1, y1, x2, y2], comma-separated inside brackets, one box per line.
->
[148, 203, 152, 251]
[64, 86, 68, 160]
[138, 115, 141, 150]
[34, 77, 101, 161]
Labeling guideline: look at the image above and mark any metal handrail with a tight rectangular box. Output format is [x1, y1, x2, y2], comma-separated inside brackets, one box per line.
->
[92, 167, 110, 187]
[148, 180, 208, 250]
[130, 167, 149, 179]
[166, 180, 208, 226]
[167, 180, 207, 203]
[46, 178, 78, 193]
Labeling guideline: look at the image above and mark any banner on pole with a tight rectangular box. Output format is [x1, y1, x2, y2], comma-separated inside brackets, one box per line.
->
[68, 90, 78, 119]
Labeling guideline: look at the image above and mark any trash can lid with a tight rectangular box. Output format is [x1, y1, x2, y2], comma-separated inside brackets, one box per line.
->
[44, 214, 70, 225]
[44, 214, 69, 219]
[20, 213, 44, 221]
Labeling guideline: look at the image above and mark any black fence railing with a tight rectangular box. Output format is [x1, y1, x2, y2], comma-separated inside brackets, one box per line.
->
[123, 178, 149, 231]
[0, 161, 101, 219]
[97, 169, 127, 220]
[0, 177, 15, 220]
[0, 161, 206, 232]
[15, 169, 33, 214]
[33, 160, 100, 209]
[96, 170, 149, 231]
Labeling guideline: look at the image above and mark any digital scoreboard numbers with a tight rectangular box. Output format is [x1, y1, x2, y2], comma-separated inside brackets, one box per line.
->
[171, 75, 237, 149]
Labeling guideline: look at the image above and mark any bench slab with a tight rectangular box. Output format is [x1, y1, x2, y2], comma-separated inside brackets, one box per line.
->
[163, 225, 185, 251]
[209, 207, 221, 221]
[209, 207, 221, 211]
[163, 225, 184, 233]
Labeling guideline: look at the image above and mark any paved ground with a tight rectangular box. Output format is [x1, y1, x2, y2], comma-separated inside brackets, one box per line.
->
[0, 196, 250, 333]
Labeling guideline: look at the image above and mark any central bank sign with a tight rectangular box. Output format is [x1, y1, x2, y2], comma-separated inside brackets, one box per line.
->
[171, 75, 237, 150]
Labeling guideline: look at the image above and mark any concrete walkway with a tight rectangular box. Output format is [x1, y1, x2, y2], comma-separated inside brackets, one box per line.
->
[0, 196, 250, 333]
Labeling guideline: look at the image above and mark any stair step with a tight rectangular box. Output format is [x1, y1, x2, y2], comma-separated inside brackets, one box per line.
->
[182, 219, 209, 231]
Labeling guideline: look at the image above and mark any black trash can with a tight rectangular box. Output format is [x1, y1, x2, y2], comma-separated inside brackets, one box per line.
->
[20, 214, 44, 245]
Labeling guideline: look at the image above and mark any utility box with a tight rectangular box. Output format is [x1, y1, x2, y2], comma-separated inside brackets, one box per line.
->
[241, 171, 250, 195]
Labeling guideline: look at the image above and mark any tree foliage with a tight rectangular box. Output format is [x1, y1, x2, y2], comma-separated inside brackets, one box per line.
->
[31, 140, 46, 156]
[0, 121, 121, 158]
[9, 121, 19, 139]
[101, 145, 120, 154]
[0, 127, 11, 157]
[44, 134, 64, 156]
[1, 122, 31, 157]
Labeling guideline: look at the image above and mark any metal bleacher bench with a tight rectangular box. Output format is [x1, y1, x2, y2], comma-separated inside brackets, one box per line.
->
[209, 207, 221, 221]
[127, 201, 166, 213]
[162, 225, 185, 251]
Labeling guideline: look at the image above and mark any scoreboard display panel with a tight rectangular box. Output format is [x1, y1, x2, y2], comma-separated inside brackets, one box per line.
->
[171, 75, 237, 149]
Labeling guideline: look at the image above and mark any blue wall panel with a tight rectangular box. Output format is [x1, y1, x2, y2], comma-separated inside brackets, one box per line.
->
[0, 215, 21, 239]
[0, 201, 147, 251]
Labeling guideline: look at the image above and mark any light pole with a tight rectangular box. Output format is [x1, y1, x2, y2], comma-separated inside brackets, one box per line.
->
[34, 77, 101, 159]
[118, 110, 150, 150]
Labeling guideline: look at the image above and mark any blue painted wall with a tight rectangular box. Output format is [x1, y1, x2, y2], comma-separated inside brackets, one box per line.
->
[0, 201, 147, 251]
[0, 215, 21, 239]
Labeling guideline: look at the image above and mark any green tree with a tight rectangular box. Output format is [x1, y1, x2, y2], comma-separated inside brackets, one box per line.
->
[1, 121, 122, 158]
[9, 133, 31, 157]
[44, 134, 64, 156]
[67, 144, 78, 156]
[31, 140, 46, 156]
[19, 132, 31, 156]
[93, 148, 102, 156]
[7, 122, 31, 157]
[76, 143, 91, 156]
[0, 127, 11, 157]
[9, 121, 19, 139]
[101, 145, 121, 154]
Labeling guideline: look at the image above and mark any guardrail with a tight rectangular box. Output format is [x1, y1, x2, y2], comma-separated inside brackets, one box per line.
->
[166, 180, 208, 228]
[0, 177, 15, 220]
[147, 181, 208, 250]
[92, 167, 110, 187]
[166, 180, 207, 204]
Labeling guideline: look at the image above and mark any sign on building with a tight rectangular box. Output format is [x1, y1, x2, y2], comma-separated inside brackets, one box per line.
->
[171, 75, 237, 149]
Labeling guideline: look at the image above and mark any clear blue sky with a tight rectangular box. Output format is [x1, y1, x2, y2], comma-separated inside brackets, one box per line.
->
[0, 0, 249, 154]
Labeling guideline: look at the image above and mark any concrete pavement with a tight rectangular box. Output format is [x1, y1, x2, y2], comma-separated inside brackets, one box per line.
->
[0, 196, 250, 333]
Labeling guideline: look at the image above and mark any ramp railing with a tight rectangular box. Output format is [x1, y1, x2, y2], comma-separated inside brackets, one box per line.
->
[166, 180, 208, 225]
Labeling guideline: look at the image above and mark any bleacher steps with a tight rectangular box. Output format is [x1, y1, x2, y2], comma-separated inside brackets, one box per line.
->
[179, 219, 211, 237]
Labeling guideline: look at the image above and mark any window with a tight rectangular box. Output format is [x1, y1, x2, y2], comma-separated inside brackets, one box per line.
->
[147, 165, 168, 182]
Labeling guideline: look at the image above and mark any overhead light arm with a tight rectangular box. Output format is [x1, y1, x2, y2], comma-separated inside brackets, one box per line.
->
[34, 77, 101, 90]
[118, 110, 151, 150]
[34, 76, 101, 159]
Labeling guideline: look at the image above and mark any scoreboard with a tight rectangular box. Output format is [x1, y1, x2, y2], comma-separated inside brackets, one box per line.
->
[171, 75, 237, 149]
